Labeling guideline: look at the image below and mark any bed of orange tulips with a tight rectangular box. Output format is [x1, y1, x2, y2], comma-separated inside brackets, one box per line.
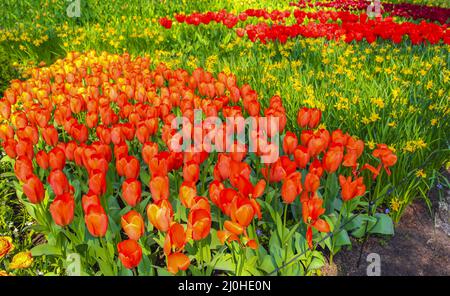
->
[0, 50, 397, 275]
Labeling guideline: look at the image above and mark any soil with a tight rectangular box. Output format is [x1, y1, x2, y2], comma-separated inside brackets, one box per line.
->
[325, 180, 450, 276]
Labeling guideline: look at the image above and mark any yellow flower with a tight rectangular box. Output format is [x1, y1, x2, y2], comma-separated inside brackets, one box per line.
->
[431, 119, 437, 126]
[415, 169, 427, 178]
[389, 197, 402, 212]
[0, 237, 15, 258]
[0, 270, 13, 276]
[9, 252, 33, 269]
[367, 140, 375, 150]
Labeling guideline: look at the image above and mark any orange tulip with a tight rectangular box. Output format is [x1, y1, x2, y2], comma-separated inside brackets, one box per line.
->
[302, 196, 330, 249]
[308, 108, 322, 129]
[167, 252, 190, 274]
[281, 171, 302, 204]
[122, 178, 142, 207]
[48, 169, 70, 196]
[49, 192, 75, 226]
[81, 191, 101, 213]
[149, 175, 169, 202]
[85, 204, 108, 237]
[304, 172, 320, 193]
[48, 147, 66, 170]
[294, 145, 310, 169]
[22, 174, 45, 204]
[283, 131, 298, 155]
[322, 144, 344, 173]
[183, 161, 199, 183]
[179, 181, 197, 208]
[147, 200, 173, 232]
[118, 239, 142, 269]
[339, 175, 366, 201]
[121, 210, 145, 240]
[188, 208, 211, 240]
[164, 223, 187, 256]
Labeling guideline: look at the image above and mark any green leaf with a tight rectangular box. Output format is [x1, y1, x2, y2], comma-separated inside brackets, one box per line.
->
[31, 243, 62, 257]
[214, 254, 235, 272]
[259, 255, 276, 274]
[369, 213, 395, 235]
[334, 229, 351, 247]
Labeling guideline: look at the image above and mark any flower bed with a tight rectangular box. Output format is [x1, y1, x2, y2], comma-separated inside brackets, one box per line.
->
[0, 51, 398, 275]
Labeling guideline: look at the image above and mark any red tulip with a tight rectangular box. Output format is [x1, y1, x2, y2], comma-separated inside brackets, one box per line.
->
[48, 147, 66, 170]
[339, 175, 366, 201]
[49, 192, 75, 226]
[183, 161, 199, 183]
[14, 156, 34, 182]
[322, 144, 344, 173]
[283, 131, 298, 155]
[281, 171, 302, 204]
[82, 191, 101, 213]
[22, 174, 45, 204]
[36, 150, 49, 170]
[88, 170, 106, 196]
[85, 204, 108, 237]
[118, 239, 143, 269]
[294, 145, 310, 169]
[188, 208, 211, 240]
[48, 169, 70, 196]
[122, 178, 142, 207]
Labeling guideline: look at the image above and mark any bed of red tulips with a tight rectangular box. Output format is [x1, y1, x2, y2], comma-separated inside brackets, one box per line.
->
[159, 6, 450, 45]
[291, 0, 450, 24]
[0, 51, 397, 275]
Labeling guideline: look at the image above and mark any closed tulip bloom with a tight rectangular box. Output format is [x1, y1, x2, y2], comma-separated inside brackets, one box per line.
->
[85, 204, 108, 237]
[150, 175, 169, 202]
[48, 169, 70, 196]
[118, 156, 140, 179]
[209, 180, 224, 207]
[49, 192, 75, 226]
[22, 174, 45, 204]
[81, 192, 101, 213]
[142, 142, 158, 165]
[121, 210, 145, 240]
[308, 108, 322, 129]
[122, 178, 142, 207]
[36, 150, 49, 169]
[281, 171, 303, 204]
[167, 252, 190, 274]
[283, 131, 298, 155]
[188, 209, 211, 240]
[48, 147, 66, 170]
[42, 125, 59, 147]
[339, 175, 366, 201]
[179, 181, 197, 208]
[147, 200, 173, 232]
[297, 107, 310, 128]
[294, 145, 310, 169]
[304, 172, 320, 193]
[14, 156, 33, 182]
[183, 161, 199, 183]
[88, 170, 106, 196]
[118, 239, 142, 269]
[322, 144, 344, 173]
